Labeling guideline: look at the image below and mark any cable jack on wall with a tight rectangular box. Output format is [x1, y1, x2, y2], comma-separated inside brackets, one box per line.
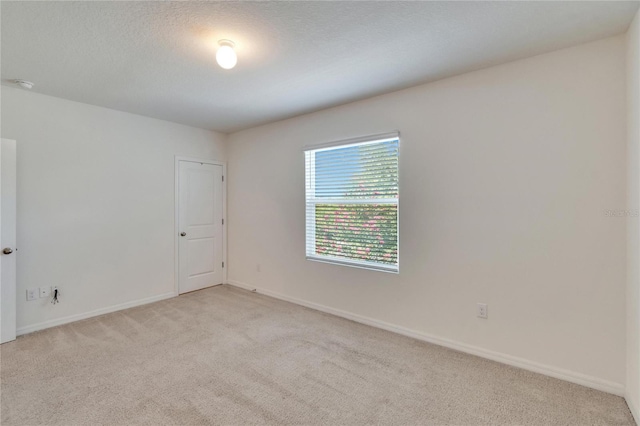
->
[51, 287, 60, 304]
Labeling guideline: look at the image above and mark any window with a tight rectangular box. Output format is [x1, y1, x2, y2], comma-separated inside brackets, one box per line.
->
[304, 133, 399, 273]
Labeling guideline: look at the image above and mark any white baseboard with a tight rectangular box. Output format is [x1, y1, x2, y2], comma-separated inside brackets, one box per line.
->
[227, 279, 625, 397]
[627, 393, 639, 425]
[16, 292, 176, 336]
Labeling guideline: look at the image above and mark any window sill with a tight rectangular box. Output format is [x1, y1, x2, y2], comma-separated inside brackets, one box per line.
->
[306, 255, 399, 274]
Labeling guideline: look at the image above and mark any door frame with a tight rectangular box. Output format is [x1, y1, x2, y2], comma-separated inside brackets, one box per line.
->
[174, 156, 227, 296]
[1, 138, 17, 344]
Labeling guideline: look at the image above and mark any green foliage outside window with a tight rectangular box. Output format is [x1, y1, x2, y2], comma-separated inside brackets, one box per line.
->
[315, 204, 397, 264]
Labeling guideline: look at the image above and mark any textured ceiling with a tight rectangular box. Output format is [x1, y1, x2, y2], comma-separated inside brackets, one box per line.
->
[2, 1, 639, 133]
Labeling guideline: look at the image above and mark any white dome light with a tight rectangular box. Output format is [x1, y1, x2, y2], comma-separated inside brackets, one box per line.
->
[216, 40, 237, 70]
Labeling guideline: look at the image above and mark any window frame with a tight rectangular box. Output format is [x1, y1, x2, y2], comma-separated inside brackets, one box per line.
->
[304, 132, 400, 273]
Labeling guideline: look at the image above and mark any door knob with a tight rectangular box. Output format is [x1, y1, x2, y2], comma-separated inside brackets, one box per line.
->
[180, 232, 186, 237]
[3, 248, 13, 255]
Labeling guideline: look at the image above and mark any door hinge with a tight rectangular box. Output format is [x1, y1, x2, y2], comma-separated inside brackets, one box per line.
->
[222, 262, 225, 268]
[222, 218, 224, 225]
[222, 175, 224, 182]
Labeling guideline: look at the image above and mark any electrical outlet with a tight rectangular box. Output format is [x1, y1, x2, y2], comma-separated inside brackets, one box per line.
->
[26, 289, 38, 301]
[477, 303, 488, 319]
[256, 264, 261, 272]
[39, 286, 51, 298]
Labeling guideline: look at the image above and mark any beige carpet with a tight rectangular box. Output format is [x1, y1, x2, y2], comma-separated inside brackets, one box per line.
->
[0, 285, 634, 425]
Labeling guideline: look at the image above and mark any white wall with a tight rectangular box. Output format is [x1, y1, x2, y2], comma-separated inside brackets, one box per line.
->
[0, 87, 226, 333]
[227, 36, 627, 392]
[627, 9, 640, 422]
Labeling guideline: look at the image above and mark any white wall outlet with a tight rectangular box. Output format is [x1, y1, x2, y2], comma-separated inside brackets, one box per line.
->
[39, 286, 51, 298]
[477, 303, 488, 319]
[26, 289, 38, 301]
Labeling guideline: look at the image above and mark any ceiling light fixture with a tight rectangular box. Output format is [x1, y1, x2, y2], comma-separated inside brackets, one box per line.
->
[216, 40, 237, 70]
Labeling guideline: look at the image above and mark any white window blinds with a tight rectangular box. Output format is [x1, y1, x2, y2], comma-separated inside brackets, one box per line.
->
[304, 134, 399, 272]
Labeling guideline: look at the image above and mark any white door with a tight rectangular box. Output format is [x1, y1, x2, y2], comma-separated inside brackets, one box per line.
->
[1, 139, 17, 344]
[178, 161, 224, 294]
